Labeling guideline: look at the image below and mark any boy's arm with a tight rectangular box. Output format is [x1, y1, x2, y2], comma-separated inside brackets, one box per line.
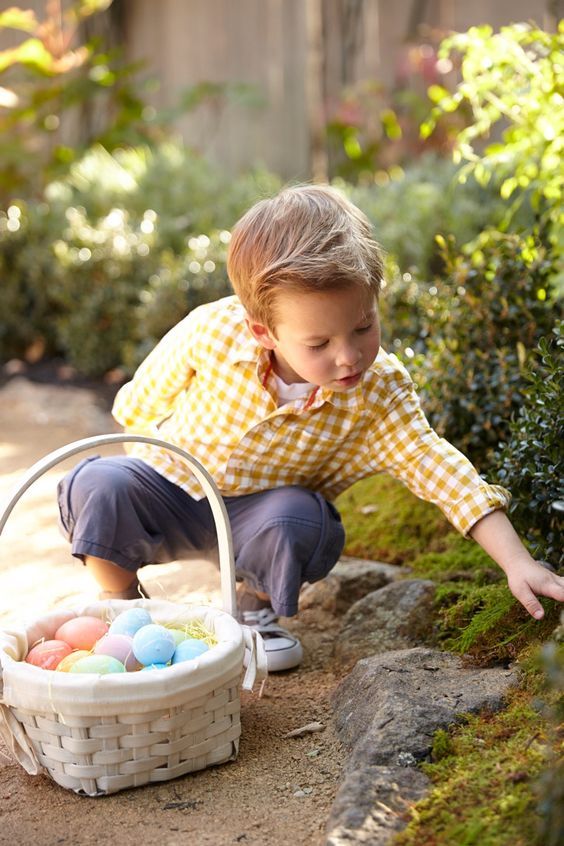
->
[112, 312, 198, 431]
[368, 365, 563, 618]
[469, 510, 564, 618]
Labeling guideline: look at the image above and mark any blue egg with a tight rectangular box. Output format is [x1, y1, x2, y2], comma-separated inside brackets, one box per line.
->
[132, 624, 176, 666]
[109, 608, 153, 637]
[140, 662, 169, 671]
[172, 638, 210, 664]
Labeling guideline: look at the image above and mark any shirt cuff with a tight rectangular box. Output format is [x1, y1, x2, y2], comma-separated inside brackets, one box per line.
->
[447, 483, 512, 537]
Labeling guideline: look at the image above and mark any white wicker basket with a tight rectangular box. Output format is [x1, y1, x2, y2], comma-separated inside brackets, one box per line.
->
[0, 435, 267, 796]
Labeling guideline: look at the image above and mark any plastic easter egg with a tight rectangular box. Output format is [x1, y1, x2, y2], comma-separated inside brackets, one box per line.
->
[56, 650, 91, 672]
[132, 624, 176, 666]
[25, 640, 73, 671]
[108, 608, 152, 637]
[172, 638, 210, 664]
[70, 654, 126, 674]
[140, 663, 169, 671]
[55, 616, 109, 651]
[94, 634, 140, 671]
[169, 628, 189, 646]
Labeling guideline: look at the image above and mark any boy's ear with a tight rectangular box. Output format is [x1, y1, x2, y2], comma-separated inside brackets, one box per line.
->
[245, 317, 277, 350]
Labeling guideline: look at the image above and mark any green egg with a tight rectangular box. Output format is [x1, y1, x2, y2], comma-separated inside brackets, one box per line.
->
[169, 628, 189, 646]
[70, 654, 126, 674]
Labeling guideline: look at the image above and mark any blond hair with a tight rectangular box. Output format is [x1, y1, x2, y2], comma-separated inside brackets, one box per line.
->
[227, 184, 384, 329]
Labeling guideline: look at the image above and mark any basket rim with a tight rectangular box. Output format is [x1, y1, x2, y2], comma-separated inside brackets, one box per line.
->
[0, 598, 244, 716]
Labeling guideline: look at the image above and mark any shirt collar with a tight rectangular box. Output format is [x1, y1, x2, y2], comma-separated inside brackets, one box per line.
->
[320, 382, 365, 412]
[228, 328, 261, 365]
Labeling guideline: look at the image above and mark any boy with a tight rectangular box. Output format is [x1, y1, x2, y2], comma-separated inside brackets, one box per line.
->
[58, 185, 564, 671]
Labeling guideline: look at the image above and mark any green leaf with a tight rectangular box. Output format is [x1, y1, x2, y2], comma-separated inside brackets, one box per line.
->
[420, 120, 434, 140]
[343, 134, 362, 160]
[0, 8, 37, 33]
[427, 84, 450, 104]
[381, 108, 402, 140]
[0, 38, 55, 74]
[500, 177, 517, 199]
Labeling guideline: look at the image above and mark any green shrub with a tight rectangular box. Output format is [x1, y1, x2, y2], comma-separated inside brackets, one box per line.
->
[495, 323, 564, 569]
[49, 144, 280, 253]
[126, 232, 233, 370]
[346, 155, 516, 279]
[0, 144, 280, 375]
[412, 231, 559, 473]
[423, 22, 564, 276]
[0, 2, 163, 202]
[0, 202, 63, 359]
[48, 205, 158, 375]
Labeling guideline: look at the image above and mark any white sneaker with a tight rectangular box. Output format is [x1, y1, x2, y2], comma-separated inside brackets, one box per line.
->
[241, 607, 303, 672]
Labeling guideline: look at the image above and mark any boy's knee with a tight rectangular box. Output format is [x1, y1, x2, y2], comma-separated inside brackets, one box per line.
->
[58, 456, 129, 525]
[253, 487, 345, 579]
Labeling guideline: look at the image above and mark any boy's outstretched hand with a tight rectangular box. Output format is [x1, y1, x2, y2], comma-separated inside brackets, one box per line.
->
[504, 557, 564, 619]
[469, 510, 564, 619]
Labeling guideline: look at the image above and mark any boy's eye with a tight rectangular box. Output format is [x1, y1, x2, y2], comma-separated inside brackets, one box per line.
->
[356, 323, 373, 334]
[307, 340, 329, 350]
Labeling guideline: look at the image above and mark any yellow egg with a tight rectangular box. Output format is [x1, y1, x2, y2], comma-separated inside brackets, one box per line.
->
[56, 650, 91, 672]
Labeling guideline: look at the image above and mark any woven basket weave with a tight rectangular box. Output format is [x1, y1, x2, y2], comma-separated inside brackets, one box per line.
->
[0, 435, 266, 796]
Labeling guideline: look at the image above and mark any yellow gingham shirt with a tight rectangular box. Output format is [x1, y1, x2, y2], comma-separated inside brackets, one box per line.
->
[113, 296, 510, 536]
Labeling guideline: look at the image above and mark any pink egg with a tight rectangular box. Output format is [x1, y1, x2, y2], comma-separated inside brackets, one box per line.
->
[94, 634, 140, 671]
[55, 616, 109, 651]
[56, 650, 91, 672]
[26, 640, 73, 671]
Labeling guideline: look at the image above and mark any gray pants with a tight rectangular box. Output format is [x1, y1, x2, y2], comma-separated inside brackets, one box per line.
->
[57, 456, 345, 617]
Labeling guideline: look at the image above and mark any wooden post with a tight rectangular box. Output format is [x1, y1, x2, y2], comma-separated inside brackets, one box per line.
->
[305, 0, 329, 183]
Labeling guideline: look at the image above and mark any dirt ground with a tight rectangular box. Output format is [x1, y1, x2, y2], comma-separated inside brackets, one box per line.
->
[0, 372, 347, 846]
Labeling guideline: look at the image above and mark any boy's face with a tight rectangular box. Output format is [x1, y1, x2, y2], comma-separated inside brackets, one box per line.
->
[247, 286, 380, 390]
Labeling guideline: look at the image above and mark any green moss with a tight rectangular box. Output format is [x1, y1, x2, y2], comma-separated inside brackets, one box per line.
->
[430, 729, 455, 762]
[410, 533, 498, 581]
[336, 474, 454, 564]
[405, 534, 561, 664]
[338, 471, 563, 845]
[447, 592, 560, 662]
[393, 687, 557, 846]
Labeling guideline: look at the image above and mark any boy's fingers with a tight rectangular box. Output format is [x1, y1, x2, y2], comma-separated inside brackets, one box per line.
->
[512, 573, 564, 619]
[511, 583, 545, 619]
[537, 571, 564, 599]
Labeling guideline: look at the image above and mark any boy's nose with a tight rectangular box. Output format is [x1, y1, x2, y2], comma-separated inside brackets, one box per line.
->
[336, 343, 362, 368]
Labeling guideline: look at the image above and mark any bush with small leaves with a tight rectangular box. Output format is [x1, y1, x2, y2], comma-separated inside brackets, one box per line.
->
[412, 231, 559, 473]
[495, 322, 564, 569]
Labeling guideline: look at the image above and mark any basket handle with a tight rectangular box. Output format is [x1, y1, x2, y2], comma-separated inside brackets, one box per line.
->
[0, 434, 237, 617]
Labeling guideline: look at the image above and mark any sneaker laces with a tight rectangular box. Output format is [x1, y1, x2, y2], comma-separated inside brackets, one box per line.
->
[241, 607, 278, 627]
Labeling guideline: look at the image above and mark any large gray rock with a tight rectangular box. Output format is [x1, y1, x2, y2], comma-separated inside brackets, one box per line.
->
[326, 648, 518, 844]
[325, 765, 430, 846]
[332, 647, 518, 771]
[334, 580, 436, 667]
[299, 557, 406, 614]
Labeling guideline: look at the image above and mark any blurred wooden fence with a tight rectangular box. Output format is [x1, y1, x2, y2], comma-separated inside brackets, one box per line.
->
[0, 0, 560, 180]
[122, 0, 559, 179]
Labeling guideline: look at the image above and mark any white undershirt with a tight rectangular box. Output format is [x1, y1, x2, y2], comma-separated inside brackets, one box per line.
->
[273, 372, 316, 407]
